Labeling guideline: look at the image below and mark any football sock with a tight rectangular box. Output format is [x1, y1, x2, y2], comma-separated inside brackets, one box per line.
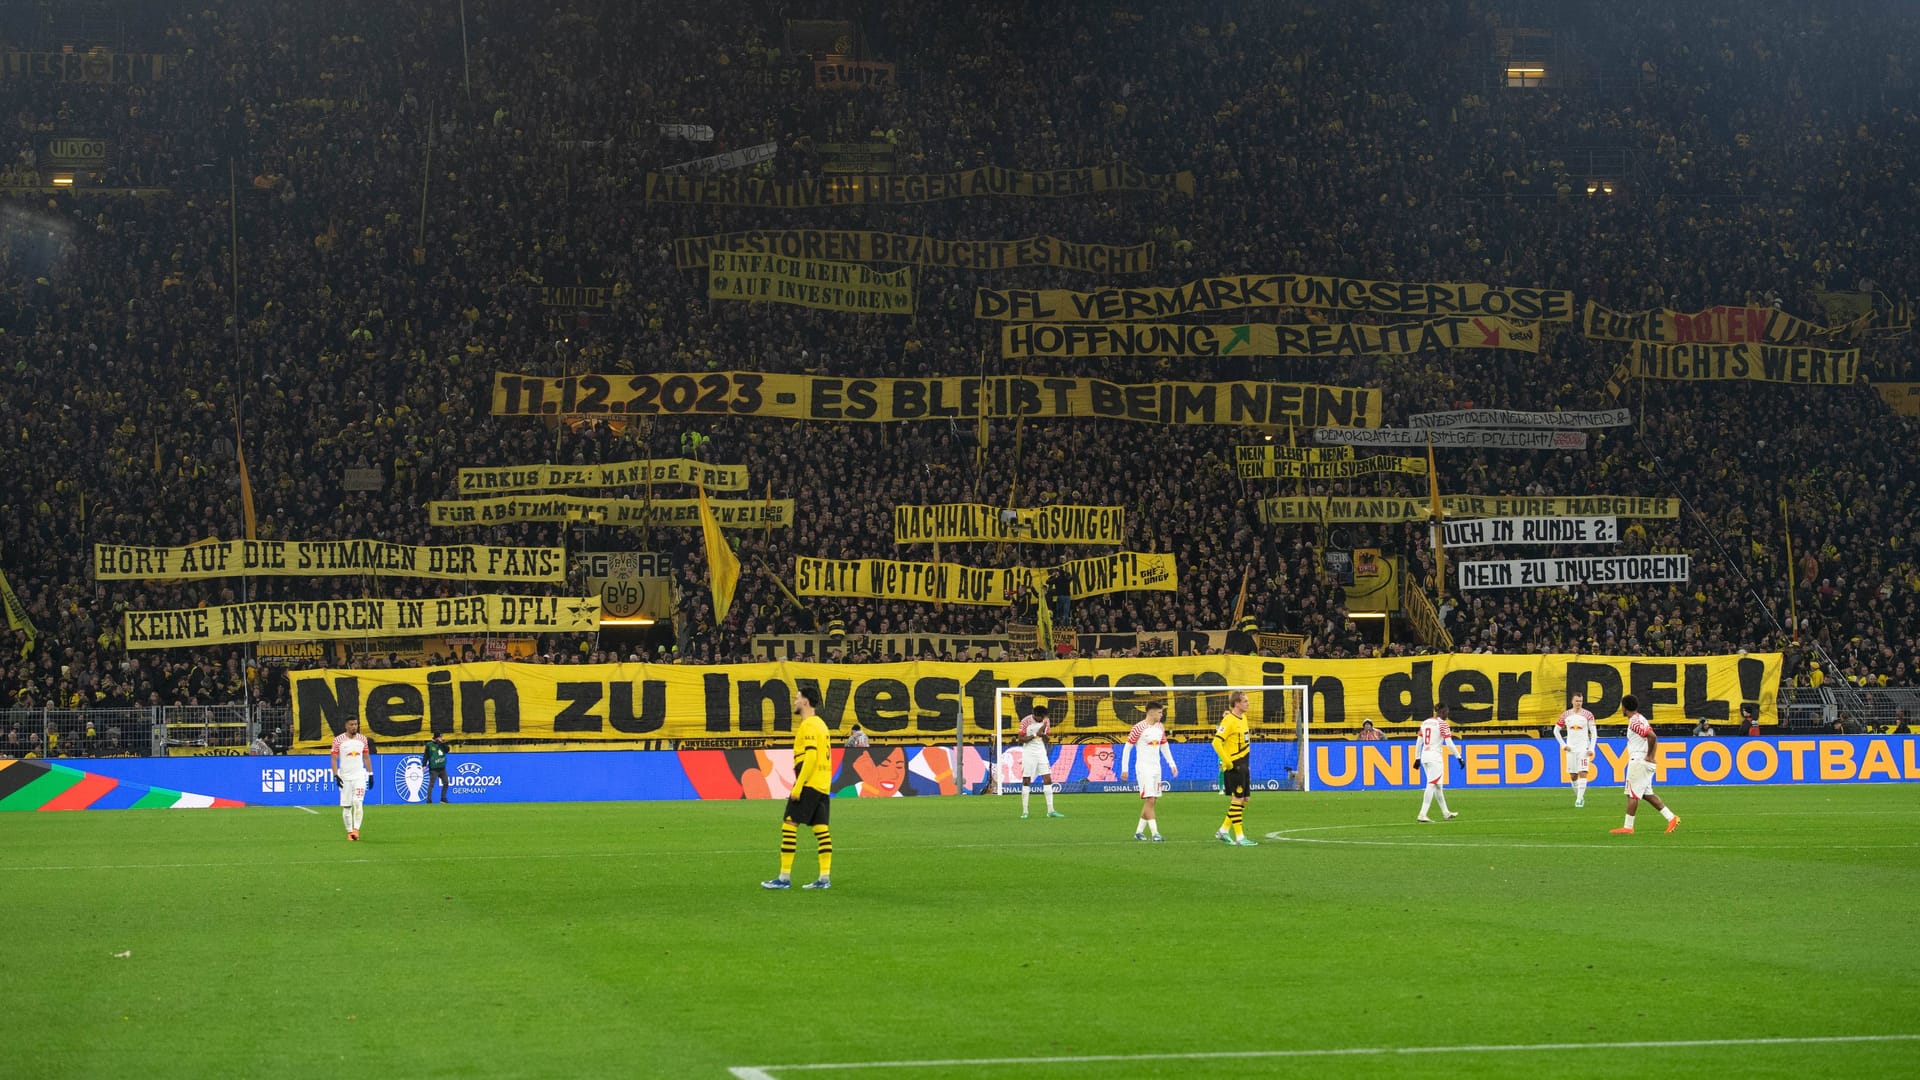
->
[1219, 809, 1233, 833]
[812, 825, 832, 878]
[1623, 814, 1636, 830]
[1135, 817, 1147, 836]
[351, 799, 364, 831]
[1228, 802, 1245, 838]
[1147, 818, 1160, 838]
[1574, 777, 1587, 801]
[1043, 784, 1055, 813]
[779, 822, 797, 877]
[1658, 806, 1676, 822]
[1420, 784, 1435, 817]
[1433, 789, 1450, 816]
[1021, 783, 1031, 815]
[342, 807, 353, 832]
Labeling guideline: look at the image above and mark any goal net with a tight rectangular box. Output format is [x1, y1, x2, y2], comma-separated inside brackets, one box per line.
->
[976, 684, 1311, 795]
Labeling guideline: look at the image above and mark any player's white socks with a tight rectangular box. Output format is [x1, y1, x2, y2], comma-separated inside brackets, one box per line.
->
[351, 799, 364, 831]
[1044, 784, 1056, 813]
[1420, 784, 1434, 817]
[1021, 784, 1031, 815]
[1433, 787, 1451, 816]
[1574, 777, 1588, 802]
[1623, 813, 1636, 830]
[342, 807, 353, 832]
[1146, 818, 1160, 838]
[1658, 806, 1676, 822]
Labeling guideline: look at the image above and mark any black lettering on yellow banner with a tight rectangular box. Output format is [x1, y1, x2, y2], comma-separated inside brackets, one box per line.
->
[707, 250, 913, 314]
[429, 496, 794, 529]
[647, 163, 1193, 207]
[1001, 317, 1539, 358]
[672, 230, 1154, 274]
[1580, 301, 1840, 345]
[93, 541, 565, 582]
[796, 553, 1177, 605]
[976, 276, 1575, 322]
[125, 595, 602, 650]
[892, 504, 1126, 544]
[1236, 454, 1427, 480]
[1255, 495, 1681, 525]
[1629, 343, 1861, 386]
[288, 652, 1781, 747]
[455, 459, 747, 494]
[491, 372, 1383, 429]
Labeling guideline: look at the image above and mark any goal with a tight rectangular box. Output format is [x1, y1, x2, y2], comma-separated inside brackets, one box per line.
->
[974, 684, 1311, 795]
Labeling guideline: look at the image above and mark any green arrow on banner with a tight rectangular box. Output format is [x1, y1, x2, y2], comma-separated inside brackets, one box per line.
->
[1222, 325, 1251, 355]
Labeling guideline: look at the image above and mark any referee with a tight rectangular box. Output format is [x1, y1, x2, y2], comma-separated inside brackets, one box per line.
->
[762, 687, 834, 890]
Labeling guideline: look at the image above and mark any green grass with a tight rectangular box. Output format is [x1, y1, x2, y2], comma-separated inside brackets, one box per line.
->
[4, 785, 1919, 1079]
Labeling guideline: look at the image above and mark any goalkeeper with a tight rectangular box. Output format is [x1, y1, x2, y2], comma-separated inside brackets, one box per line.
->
[1212, 690, 1258, 846]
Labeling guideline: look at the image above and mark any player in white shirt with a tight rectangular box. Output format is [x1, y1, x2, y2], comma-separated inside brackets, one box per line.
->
[1416, 704, 1461, 822]
[1611, 694, 1680, 835]
[1017, 704, 1063, 819]
[1119, 701, 1178, 841]
[330, 717, 374, 841]
[1553, 692, 1598, 807]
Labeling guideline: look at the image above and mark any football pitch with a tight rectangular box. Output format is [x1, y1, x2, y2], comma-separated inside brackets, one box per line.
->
[5, 784, 1919, 1079]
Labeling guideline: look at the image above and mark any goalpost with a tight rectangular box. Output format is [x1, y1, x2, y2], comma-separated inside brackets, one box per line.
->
[972, 684, 1312, 795]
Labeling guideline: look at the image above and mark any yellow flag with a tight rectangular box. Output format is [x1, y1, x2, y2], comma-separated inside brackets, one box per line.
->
[1426, 432, 1446, 597]
[235, 412, 258, 540]
[698, 483, 740, 623]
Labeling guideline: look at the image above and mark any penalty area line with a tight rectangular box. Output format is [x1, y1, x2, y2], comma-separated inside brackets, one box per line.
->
[729, 1033, 1920, 1075]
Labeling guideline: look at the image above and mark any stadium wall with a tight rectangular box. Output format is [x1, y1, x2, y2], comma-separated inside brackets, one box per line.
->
[5, 736, 1917, 810]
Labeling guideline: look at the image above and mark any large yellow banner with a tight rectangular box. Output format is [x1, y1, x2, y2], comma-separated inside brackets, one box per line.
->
[93, 541, 565, 582]
[1000, 316, 1539, 358]
[673, 230, 1153, 274]
[892, 504, 1125, 544]
[1876, 382, 1920, 417]
[1256, 494, 1680, 524]
[429, 496, 793, 529]
[645, 162, 1194, 207]
[796, 553, 1174, 605]
[491, 372, 1383, 429]
[976, 276, 1575, 322]
[1630, 343, 1861, 386]
[707, 250, 913, 314]
[288, 652, 1780, 748]
[1236, 453, 1427, 480]
[127, 595, 603, 651]
[455, 459, 746, 495]
[1581, 300, 1840, 344]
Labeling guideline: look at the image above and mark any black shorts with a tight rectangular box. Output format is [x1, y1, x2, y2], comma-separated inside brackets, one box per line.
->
[785, 788, 831, 827]
[1222, 764, 1251, 799]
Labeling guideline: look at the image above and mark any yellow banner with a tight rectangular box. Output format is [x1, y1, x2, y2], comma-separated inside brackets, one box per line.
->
[797, 553, 1176, 605]
[1580, 301, 1839, 344]
[646, 162, 1194, 207]
[673, 230, 1153, 274]
[429, 496, 793, 529]
[976, 276, 1575, 322]
[1000, 317, 1538, 358]
[813, 58, 896, 89]
[126, 595, 602, 651]
[92, 541, 566, 582]
[456, 459, 746, 495]
[1236, 453, 1427, 480]
[289, 652, 1781, 748]
[1236, 445, 1353, 464]
[1630, 343, 1861, 386]
[892, 504, 1126, 544]
[1875, 382, 1920, 417]
[1256, 494, 1680, 525]
[491, 372, 1383, 429]
[707, 250, 913, 314]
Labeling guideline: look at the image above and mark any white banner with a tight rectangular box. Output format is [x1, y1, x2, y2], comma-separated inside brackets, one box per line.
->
[1440, 517, 1619, 547]
[1314, 428, 1588, 450]
[659, 123, 715, 142]
[659, 141, 777, 176]
[1457, 555, 1690, 591]
[1407, 408, 1631, 430]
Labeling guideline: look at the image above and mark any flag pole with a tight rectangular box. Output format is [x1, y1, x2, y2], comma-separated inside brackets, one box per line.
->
[230, 159, 257, 746]
[1781, 496, 1800, 644]
[1426, 430, 1446, 601]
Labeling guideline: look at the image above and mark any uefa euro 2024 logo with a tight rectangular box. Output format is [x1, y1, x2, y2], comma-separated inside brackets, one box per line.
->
[396, 755, 431, 803]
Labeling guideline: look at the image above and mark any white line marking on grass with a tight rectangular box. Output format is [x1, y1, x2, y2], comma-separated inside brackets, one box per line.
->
[292, 805, 319, 815]
[729, 1033, 1920, 1075]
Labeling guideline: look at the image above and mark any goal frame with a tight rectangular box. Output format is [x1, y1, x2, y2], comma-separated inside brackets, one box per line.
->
[972, 684, 1312, 794]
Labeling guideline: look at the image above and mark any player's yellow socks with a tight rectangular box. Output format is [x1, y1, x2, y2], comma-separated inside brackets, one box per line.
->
[779, 822, 798, 876]
[1228, 802, 1246, 838]
[1220, 810, 1234, 832]
[813, 824, 833, 877]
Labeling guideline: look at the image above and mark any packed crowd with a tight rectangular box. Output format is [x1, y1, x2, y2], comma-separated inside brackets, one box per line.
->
[2, 0, 1918, 720]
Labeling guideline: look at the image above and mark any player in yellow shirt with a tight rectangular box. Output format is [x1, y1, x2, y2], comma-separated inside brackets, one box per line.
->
[764, 687, 835, 890]
[1212, 690, 1258, 846]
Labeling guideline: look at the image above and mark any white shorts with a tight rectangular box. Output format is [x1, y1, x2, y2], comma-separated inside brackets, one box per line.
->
[1420, 753, 1449, 784]
[339, 774, 368, 806]
[1020, 744, 1050, 781]
[1625, 759, 1657, 798]
[1136, 768, 1164, 799]
[1563, 747, 1593, 778]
